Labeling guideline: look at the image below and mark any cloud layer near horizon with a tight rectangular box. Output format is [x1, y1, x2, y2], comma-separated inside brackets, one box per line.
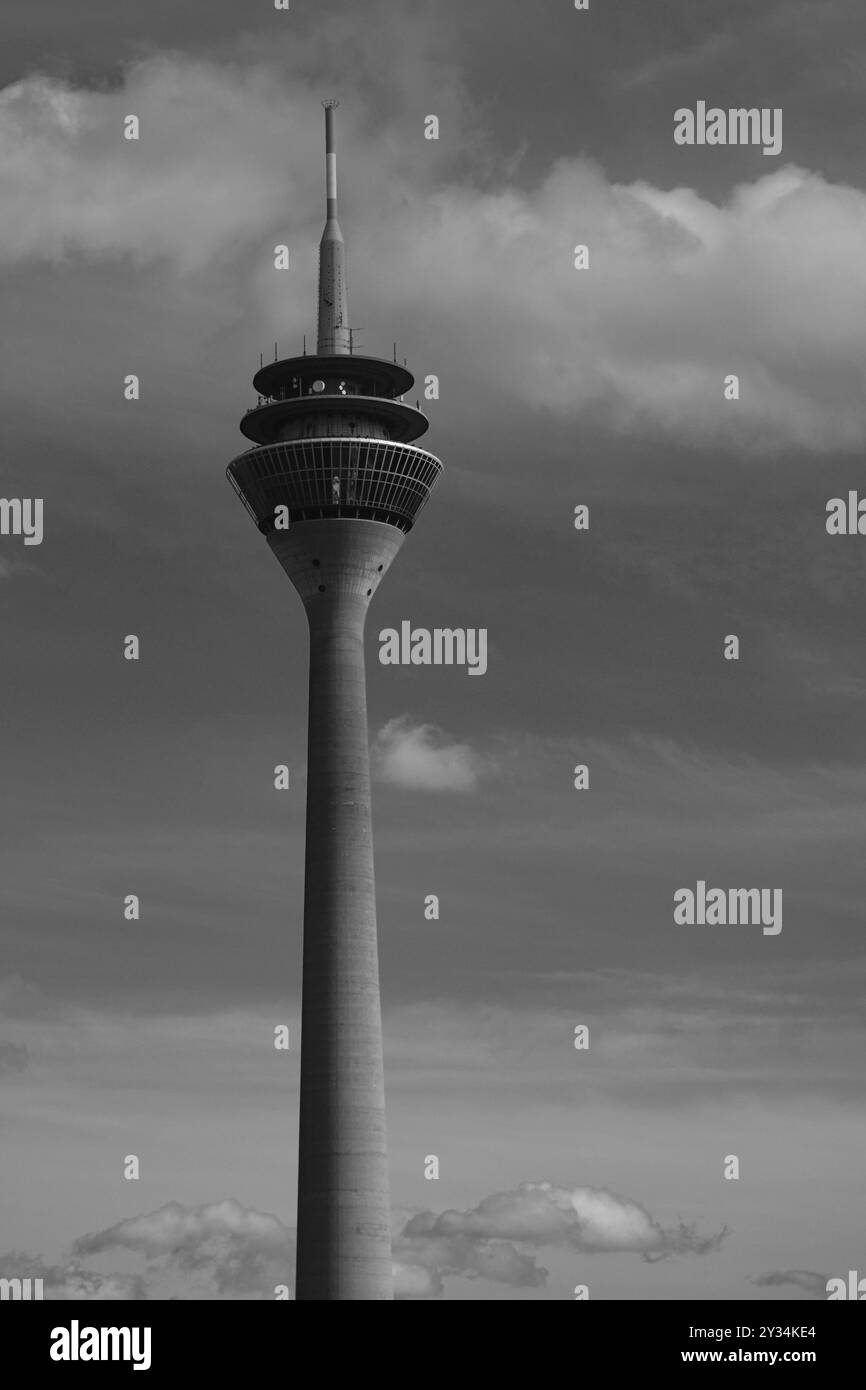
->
[1, 1181, 725, 1300]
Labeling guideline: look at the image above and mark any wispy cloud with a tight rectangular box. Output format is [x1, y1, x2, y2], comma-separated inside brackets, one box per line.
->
[618, 32, 735, 90]
[751, 1269, 828, 1299]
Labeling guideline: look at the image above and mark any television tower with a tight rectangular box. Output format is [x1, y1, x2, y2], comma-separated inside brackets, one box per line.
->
[227, 102, 442, 1300]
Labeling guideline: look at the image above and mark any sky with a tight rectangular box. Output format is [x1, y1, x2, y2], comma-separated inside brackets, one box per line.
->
[0, 0, 865, 1300]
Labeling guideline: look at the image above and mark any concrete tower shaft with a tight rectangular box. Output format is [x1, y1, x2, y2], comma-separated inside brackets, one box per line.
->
[271, 521, 405, 1300]
[227, 102, 442, 1301]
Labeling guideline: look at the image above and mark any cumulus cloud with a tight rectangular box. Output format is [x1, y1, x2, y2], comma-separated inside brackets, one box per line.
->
[374, 716, 491, 792]
[72, 1198, 294, 1296]
[1, 58, 865, 450]
[394, 1181, 726, 1296]
[751, 1269, 829, 1299]
[405, 1182, 726, 1259]
[388, 160, 866, 453]
[0, 1039, 28, 1073]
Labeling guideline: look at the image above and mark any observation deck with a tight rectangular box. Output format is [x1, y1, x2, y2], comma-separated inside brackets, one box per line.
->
[227, 437, 442, 534]
[229, 351, 441, 534]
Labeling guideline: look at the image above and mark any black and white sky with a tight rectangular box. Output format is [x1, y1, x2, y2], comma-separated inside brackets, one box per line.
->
[1, 0, 864, 1300]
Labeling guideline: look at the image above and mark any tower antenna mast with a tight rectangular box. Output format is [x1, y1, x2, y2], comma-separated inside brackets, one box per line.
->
[317, 99, 350, 356]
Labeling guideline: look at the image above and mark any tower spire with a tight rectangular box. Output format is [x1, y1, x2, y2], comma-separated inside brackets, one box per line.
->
[317, 99, 351, 355]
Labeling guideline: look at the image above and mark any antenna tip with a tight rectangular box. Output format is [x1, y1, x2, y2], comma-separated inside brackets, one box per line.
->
[322, 98, 340, 110]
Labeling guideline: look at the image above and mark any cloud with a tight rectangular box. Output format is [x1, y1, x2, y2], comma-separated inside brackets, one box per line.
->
[72, 1199, 294, 1296]
[392, 1261, 444, 1299]
[0, 68, 273, 273]
[0, 25, 463, 278]
[395, 1227, 548, 1297]
[383, 728, 866, 871]
[751, 1269, 829, 1299]
[619, 31, 735, 90]
[1, 58, 866, 451]
[405, 1182, 726, 1260]
[0, 1251, 144, 1300]
[0, 1039, 28, 1073]
[374, 716, 491, 792]
[394, 1181, 726, 1295]
[390, 160, 866, 454]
